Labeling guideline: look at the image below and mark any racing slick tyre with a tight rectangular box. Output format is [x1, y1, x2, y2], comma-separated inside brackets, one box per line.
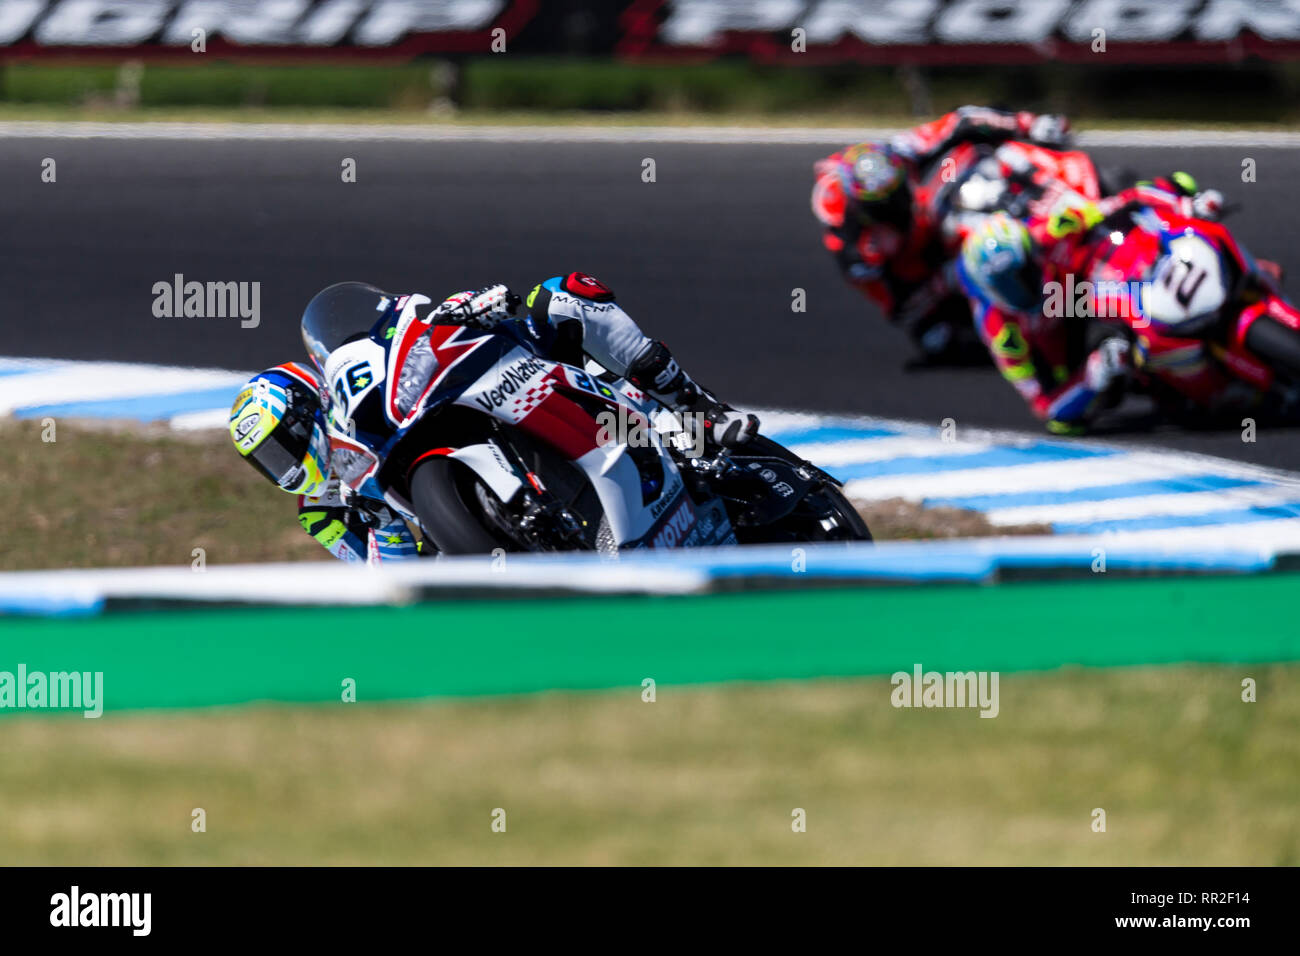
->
[818, 484, 873, 542]
[729, 435, 873, 543]
[408, 455, 515, 555]
[1245, 317, 1300, 380]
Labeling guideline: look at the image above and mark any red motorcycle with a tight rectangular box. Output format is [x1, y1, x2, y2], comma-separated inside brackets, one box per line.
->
[1079, 206, 1299, 421]
[939, 138, 1105, 240]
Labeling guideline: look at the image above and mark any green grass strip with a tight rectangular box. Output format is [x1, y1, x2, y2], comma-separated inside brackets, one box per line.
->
[2, 572, 1297, 712]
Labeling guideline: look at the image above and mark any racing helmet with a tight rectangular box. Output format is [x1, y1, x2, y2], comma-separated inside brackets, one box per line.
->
[229, 362, 331, 497]
[301, 281, 394, 372]
[839, 144, 912, 229]
[961, 213, 1042, 313]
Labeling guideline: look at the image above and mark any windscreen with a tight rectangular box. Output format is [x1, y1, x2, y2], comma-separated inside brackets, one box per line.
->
[300, 281, 393, 370]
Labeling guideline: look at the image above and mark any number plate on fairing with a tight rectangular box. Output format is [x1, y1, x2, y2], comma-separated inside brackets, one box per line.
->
[1143, 233, 1227, 330]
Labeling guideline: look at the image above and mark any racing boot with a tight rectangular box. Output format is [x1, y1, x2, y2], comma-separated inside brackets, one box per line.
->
[626, 340, 759, 449]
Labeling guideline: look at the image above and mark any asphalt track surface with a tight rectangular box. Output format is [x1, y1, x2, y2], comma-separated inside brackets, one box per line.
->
[3, 135, 1299, 468]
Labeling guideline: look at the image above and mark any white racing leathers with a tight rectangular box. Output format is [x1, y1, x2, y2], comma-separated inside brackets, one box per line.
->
[524, 273, 656, 379]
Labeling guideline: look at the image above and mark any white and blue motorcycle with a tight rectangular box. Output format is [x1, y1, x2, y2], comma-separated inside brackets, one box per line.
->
[304, 286, 870, 555]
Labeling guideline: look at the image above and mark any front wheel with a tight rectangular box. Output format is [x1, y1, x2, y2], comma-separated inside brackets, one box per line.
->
[1245, 317, 1300, 380]
[408, 456, 517, 555]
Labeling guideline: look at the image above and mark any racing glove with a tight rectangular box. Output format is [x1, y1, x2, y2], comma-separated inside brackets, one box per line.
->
[1047, 200, 1105, 239]
[1144, 173, 1225, 222]
[1191, 188, 1225, 221]
[1026, 113, 1071, 148]
[431, 284, 520, 329]
[701, 406, 761, 447]
[1085, 337, 1132, 393]
[298, 478, 422, 563]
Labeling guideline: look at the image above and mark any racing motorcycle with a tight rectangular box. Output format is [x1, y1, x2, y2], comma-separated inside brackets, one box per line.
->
[1084, 206, 1300, 422]
[940, 138, 1104, 228]
[898, 139, 1105, 363]
[313, 295, 870, 555]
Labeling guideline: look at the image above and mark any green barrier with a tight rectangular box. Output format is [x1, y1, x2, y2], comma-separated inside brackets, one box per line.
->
[1, 573, 1296, 713]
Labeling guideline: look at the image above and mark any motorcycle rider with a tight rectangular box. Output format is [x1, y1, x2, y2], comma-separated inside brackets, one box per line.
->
[956, 176, 1230, 434]
[811, 105, 1072, 359]
[229, 360, 421, 562]
[230, 272, 759, 561]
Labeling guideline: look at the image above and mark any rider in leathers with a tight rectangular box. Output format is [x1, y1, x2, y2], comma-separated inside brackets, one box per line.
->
[812, 105, 1072, 357]
[234, 273, 758, 562]
[956, 180, 1230, 434]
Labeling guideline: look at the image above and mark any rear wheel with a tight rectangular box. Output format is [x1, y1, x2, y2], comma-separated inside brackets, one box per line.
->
[734, 483, 871, 544]
[726, 436, 872, 544]
[817, 485, 873, 541]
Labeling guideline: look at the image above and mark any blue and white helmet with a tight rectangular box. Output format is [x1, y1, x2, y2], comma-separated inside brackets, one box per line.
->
[960, 213, 1042, 313]
[229, 362, 331, 497]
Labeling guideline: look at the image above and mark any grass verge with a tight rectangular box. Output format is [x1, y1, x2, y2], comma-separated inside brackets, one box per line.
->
[0, 664, 1293, 865]
[856, 496, 1048, 539]
[1, 418, 1024, 571]
[1, 419, 318, 571]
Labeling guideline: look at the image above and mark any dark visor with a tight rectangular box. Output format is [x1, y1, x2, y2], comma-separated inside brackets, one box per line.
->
[247, 410, 312, 487]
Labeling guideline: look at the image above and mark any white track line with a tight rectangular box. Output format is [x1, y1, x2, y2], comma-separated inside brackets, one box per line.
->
[0, 557, 708, 607]
[0, 362, 247, 415]
[985, 484, 1300, 527]
[0, 121, 1296, 147]
[841, 451, 1265, 502]
[170, 408, 232, 431]
[786, 435, 993, 465]
[1050, 517, 1300, 550]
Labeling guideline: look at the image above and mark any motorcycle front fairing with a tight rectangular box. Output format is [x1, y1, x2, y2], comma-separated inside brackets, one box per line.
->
[321, 294, 539, 525]
[319, 294, 430, 523]
[1088, 210, 1300, 406]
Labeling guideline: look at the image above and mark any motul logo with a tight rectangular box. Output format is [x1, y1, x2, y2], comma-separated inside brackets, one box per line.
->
[650, 499, 695, 549]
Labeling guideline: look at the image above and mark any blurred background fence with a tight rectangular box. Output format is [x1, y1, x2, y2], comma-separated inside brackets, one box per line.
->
[0, 0, 1298, 122]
